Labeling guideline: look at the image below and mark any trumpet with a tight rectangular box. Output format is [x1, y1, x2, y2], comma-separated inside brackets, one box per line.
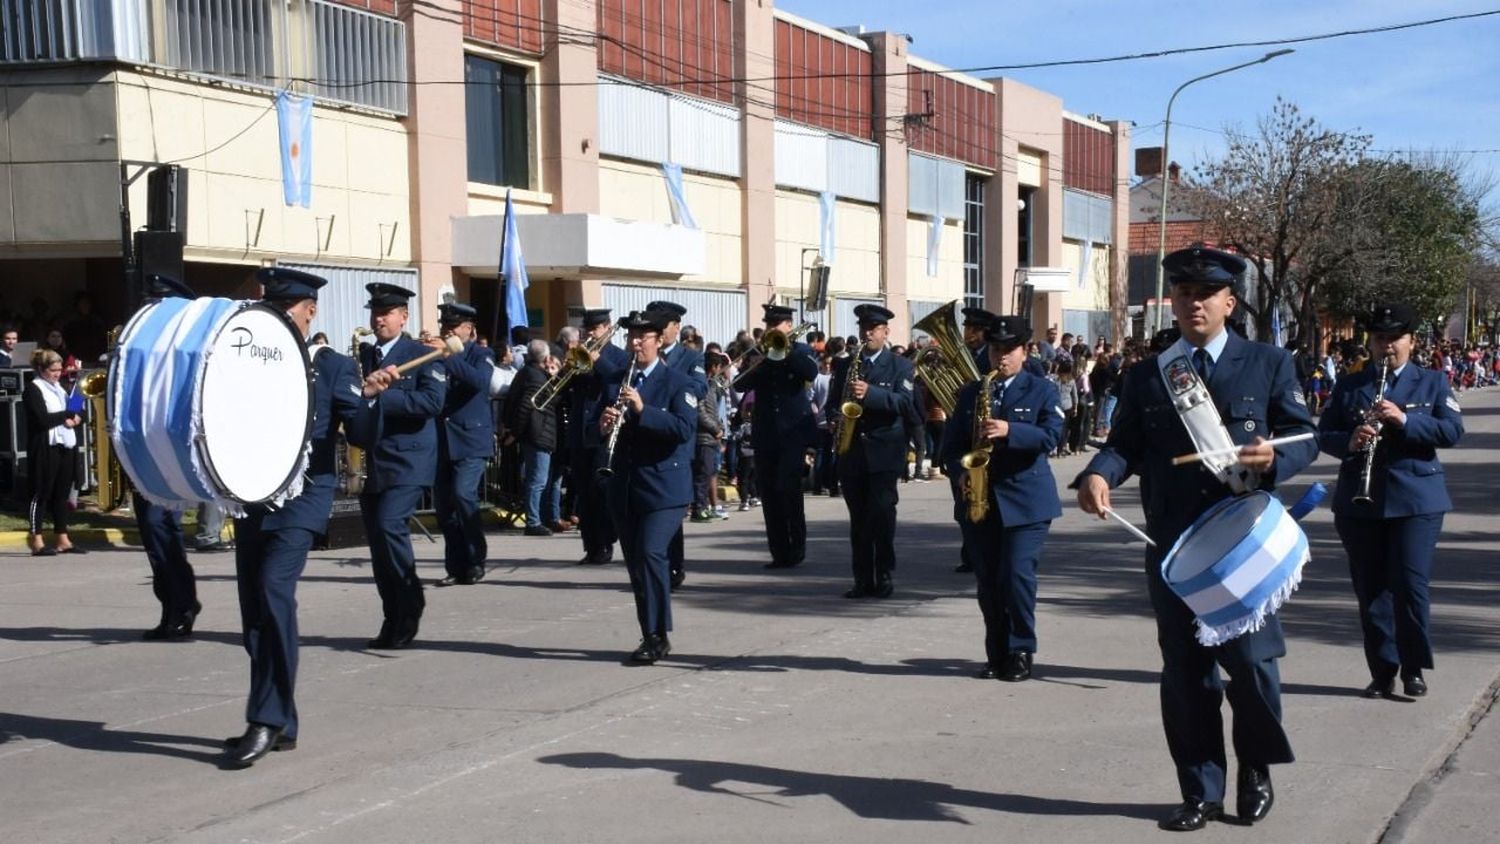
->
[597, 356, 639, 479]
[725, 320, 814, 390]
[833, 352, 864, 455]
[1352, 353, 1393, 507]
[960, 370, 998, 523]
[532, 323, 619, 411]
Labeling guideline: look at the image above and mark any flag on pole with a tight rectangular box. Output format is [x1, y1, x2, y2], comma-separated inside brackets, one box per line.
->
[495, 189, 530, 346]
[275, 91, 313, 208]
[1270, 302, 1284, 346]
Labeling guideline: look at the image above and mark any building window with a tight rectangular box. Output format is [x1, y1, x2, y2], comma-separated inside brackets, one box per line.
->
[1017, 186, 1036, 268]
[963, 174, 985, 311]
[465, 55, 530, 188]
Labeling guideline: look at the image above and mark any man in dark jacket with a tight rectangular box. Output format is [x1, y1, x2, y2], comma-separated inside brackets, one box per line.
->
[431, 302, 497, 585]
[505, 339, 559, 536]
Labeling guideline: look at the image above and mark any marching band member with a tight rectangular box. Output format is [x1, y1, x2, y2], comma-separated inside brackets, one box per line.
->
[569, 309, 629, 565]
[825, 304, 915, 599]
[1317, 303, 1463, 699]
[939, 316, 1063, 682]
[645, 300, 707, 590]
[598, 311, 697, 664]
[358, 283, 446, 650]
[952, 306, 998, 574]
[225, 267, 389, 768]
[732, 303, 819, 569]
[1075, 246, 1317, 830]
[430, 303, 496, 587]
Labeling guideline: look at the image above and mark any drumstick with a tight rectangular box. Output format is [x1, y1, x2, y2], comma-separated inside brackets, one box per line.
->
[1170, 432, 1316, 466]
[1101, 507, 1156, 547]
[388, 336, 464, 376]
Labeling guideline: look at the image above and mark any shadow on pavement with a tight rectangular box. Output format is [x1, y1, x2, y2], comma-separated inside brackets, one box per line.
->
[0, 712, 222, 764]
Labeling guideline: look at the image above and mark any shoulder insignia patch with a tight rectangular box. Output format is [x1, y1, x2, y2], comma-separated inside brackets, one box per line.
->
[1291, 389, 1307, 407]
[1446, 394, 1462, 413]
[348, 383, 362, 396]
[902, 379, 914, 392]
[684, 392, 699, 409]
[693, 365, 706, 374]
[430, 368, 447, 383]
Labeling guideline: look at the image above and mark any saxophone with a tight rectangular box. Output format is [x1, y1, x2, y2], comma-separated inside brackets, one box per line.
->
[960, 370, 998, 523]
[833, 353, 864, 455]
[343, 327, 374, 495]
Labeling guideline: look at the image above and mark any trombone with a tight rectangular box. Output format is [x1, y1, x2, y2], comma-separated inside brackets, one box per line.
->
[531, 323, 619, 411]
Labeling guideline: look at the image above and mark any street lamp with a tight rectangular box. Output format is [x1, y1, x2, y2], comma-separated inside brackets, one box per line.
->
[1152, 48, 1293, 333]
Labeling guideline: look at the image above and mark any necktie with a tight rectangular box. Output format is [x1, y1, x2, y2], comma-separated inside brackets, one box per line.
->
[368, 345, 383, 376]
[631, 370, 646, 390]
[1193, 348, 1212, 383]
[990, 380, 1006, 416]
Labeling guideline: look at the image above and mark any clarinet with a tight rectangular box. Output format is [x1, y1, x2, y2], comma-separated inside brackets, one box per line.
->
[597, 357, 639, 479]
[1352, 353, 1392, 506]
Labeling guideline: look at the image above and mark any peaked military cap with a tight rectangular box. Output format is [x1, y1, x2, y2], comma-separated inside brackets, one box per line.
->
[853, 303, 895, 327]
[961, 307, 998, 328]
[645, 300, 687, 321]
[762, 302, 797, 324]
[581, 308, 613, 328]
[437, 302, 479, 325]
[1368, 302, 1416, 335]
[256, 266, 326, 302]
[147, 274, 195, 300]
[984, 315, 1032, 347]
[365, 282, 416, 310]
[1163, 245, 1247, 287]
[621, 309, 669, 332]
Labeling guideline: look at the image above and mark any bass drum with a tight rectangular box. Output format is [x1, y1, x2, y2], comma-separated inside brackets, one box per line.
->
[109, 297, 313, 511]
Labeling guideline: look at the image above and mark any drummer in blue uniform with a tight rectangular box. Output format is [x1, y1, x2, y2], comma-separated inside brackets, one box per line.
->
[134, 274, 201, 641]
[569, 308, 630, 565]
[429, 302, 496, 587]
[1317, 302, 1463, 699]
[645, 300, 706, 590]
[732, 302, 819, 569]
[358, 283, 447, 649]
[939, 315, 1063, 682]
[826, 303, 915, 599]
[224, 267, 390, 768]
[1075, 245, 1317, 830]
[598, 310, 697, 664]
[949, 306, 997, 575]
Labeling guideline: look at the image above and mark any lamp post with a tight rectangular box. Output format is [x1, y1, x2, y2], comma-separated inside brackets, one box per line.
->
[1152, 49, 1293, 333]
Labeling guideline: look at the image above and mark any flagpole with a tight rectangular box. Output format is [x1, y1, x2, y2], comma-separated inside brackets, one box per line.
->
[494, 189, 511, 348]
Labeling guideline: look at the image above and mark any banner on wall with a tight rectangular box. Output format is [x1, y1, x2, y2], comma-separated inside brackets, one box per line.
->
[818, 191, 837, 264]
[926, 216, 945, 277]
[275, 91, 313, 208]
[662, 162, 698, 229]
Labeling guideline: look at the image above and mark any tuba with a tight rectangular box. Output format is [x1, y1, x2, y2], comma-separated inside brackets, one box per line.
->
[532, 322, 619, 411]
[833, 353, 864, 455]
[960, 370, 998, 522]
[343, 327, 374, 495]
[912, 300, 982, 415]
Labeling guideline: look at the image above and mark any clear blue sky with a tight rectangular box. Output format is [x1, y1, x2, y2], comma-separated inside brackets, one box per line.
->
[776, 0, 1500, 180]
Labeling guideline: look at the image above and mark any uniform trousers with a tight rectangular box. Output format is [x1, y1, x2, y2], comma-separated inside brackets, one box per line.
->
[572, 446, 615, 554]
[1146, 551, 1294, 803]
[949, 475, 980, 570]
[837, 466, 900, 589]
[359, 485, 427, 624]
[616, 505, 681, 639]
[755, 446, 808, 565]
[972, 518, 1050, 663]
[1335, 513, 1443, 678]
[234, 513, 315, 738]
[133, 493, 197, 620]
[434, 456, 488, 577]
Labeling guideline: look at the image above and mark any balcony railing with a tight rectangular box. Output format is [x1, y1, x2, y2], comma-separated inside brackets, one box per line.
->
[0, 0, 407, 114]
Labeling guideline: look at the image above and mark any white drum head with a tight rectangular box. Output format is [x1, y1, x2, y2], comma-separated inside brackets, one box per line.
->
[197, 305, 312, 503]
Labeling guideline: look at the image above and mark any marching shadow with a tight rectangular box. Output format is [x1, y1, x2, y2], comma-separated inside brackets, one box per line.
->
[536, 752, 1167, 824]
[0, 712, 221, 764]
[0, 626, 241, 647]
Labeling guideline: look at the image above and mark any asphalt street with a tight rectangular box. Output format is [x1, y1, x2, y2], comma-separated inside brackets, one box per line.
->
[2, 388, 1498, 843]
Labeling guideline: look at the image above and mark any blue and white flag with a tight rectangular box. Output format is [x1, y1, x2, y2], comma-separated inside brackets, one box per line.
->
[662, 162, 697, 229]
[275, 91, 313, 208]
[926, 216, 945, 277]
[1270, 304, 1284, 347]
[1078, 239, 1093, 290]
[818, 190, 837, 264]
[500, 189, 530, 334]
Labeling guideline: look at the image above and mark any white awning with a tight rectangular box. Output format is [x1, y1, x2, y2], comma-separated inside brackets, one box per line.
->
[451, 214, 705, 279]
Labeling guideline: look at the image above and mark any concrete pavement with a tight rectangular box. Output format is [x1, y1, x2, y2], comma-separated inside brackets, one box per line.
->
[2, 388, 1498, 843]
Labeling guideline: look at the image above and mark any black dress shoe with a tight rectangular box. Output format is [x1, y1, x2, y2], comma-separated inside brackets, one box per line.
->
[974, 666, 1000, 680]
[654, 633, 671, 659]
[224, 732, 297, 752]
[1236, 766, 1274, 823]
[1363, 677, 1395, 698]
[843, 584, 870, 599]
[367, 620, 395, 649]
[1158, 799, 1224, 831]
[434, 575, 462, 587]
[1401, 670, 1428, 697]
[871, 577, 894, 599]
[629, 637, 662, 664]
[523, 525, 553, 537]
[143, 604, 199, 641]
[466, 566, 486, 583]
[999, 652, 1033, 682]
[670, 567, 685, 589]
[386, 617, 419, 649]
[224, 724, 284, 768]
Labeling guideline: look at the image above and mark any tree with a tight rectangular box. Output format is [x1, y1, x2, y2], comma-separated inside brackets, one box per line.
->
[1188, 98, 1370, 352]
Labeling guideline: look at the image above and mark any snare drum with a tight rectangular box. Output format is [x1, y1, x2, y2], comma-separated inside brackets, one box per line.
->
[109, 297, 313, 511]
[1160, 491, 1310, 647]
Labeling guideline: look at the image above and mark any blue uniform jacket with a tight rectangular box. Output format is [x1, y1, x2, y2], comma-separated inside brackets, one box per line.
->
[824, 349, 916, 475]
[438, 340, 496, 461]
[939, 369, 1064, 526]
[359, 334, 447, 490]
[1076, 332, 1317, 544]
[1316, 363, 1462, 518]
[733, 341, 819, 450]
[566, 342, 630, 450]
[263, 347, 381, 533]
[599, 361, 697, 512]
[661, 343, 708, 398]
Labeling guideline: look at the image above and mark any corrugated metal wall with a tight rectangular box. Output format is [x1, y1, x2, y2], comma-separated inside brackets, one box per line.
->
[599, 81, 671, 163]
[602, 283, 747, 348]
[283, 262, 419, 354]
[597, 0, 735, 104]
[909, 152, 965, 219]
[827, 136, 879, 203]
[908, 300, 946, 334]
[1062, 188, 1114, 244]
[833, 297, 880, 339]
[464, 0, 546, 55]
[775, 121, 879, 202]
[598, 78, 740, 177]
[668, 96, 740, 177]
[773, 16, 873, 140]
[906, 68, 997, 169]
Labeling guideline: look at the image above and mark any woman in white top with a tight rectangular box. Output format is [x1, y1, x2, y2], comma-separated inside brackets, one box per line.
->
[23, 349, 84, 556]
